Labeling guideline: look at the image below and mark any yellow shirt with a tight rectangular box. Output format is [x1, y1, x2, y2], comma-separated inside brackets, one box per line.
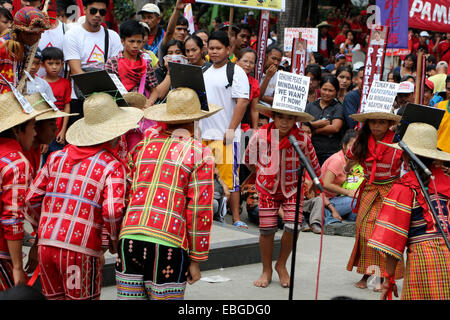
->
[437, 100, 450, 152]
[429, 73, 447, 93]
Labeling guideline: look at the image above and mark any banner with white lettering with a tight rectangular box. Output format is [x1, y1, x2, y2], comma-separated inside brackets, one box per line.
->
[365, 81, 400, 113]
[358, 25, 389, 115]
[254, 10, 270, 81]
[284, 28, 318, 52]
[273, 71, 310, 113]
[291, 37, 307, 75]
[409, 0, 450, 32]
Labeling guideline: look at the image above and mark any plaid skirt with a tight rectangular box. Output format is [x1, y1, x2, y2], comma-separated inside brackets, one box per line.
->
[402, 238, 450, 300]
[346, 182, 404, 279]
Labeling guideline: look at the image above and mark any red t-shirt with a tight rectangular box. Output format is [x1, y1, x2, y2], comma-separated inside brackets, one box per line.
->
[47, 77, 72, 132]
[334, 34, 346, 47]
[248, 75, 260, 101]
[438, 41, 450, 65]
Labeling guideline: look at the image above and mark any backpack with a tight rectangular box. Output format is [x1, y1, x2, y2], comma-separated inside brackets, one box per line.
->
[202, 61, 235, 89]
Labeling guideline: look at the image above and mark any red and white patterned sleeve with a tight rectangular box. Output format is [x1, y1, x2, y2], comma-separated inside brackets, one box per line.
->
[25, 160, 49, 232]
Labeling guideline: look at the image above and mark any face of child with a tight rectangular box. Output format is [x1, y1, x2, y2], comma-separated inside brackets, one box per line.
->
[0, 15, 11, 33]
[343, 137, 356, 154]
[122, 34, 144, 58]
[273, 113, 296, 138]
[257, 118, 269, 129]
[237, 51, 256, 75]
[43, 59, 63, 77]
[35, 119, 57, 145]
[368, 119, 390, 140]
[15, 119, 36, 151]
[29, 57, 41, 77]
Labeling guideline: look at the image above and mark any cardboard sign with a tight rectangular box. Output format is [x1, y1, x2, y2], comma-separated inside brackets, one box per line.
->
[254, 10, 270, 81]
[71, 70, 128, 106]
[0, 73, 34, 114]
[365, 81, 399, 114]
[195, 0, 285, 11]
[284, 28, 318, 52]
[108, 73, 128, 96]
[168, 62, 209, 111]
[358, 25, 389, 115]
[272, 71, 310, 113]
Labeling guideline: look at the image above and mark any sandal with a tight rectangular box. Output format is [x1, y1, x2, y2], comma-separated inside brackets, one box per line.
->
[233, 221, 248, 229]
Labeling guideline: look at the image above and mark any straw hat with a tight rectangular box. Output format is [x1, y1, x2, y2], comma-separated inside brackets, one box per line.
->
[316, 21, 332, 28]
[256, 102, 314, 122]
[143, 88, 222, 124]
[25, 93, 78, 121]
[379, 122, 450, 162]
[350, 111, 401, 123]
[123, 92, 147, 109]
[0, 91, 50, 134]
[66, 93, 144, 146]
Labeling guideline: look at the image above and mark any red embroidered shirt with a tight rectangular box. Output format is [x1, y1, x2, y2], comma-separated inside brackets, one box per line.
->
[25, 149, 127, 257]
[119, 129, 215, 262]
[0, 138, 32, 259]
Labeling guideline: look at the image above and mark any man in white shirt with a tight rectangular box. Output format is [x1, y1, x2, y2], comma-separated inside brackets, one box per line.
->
[63, 0, 122, 126]
[200, 30, 250, 228]
[37, 17, 66, 77]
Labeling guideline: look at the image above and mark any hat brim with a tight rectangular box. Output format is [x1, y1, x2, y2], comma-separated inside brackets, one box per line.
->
[350, 112, 402, 123]
[143, 103, 223, 124]
[256, 103, 314, 122]
[0, 108, 50, 133]
[379, 141, 450, 162]
[66, 107, 143, 146]
[36, 110, 79, 121]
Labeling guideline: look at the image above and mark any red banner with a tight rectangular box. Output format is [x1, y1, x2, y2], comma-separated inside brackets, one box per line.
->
[358, 25, 389, 115]
[409, 0, 450, 33]
[254, 10, 270, 81]
[290, 37, 307, 76]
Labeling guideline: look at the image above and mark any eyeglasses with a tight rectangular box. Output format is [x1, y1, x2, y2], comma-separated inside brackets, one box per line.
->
[89, 7, 107, 16]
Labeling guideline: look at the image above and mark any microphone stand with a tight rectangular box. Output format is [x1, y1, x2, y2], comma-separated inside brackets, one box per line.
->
[288, 161, 305, 301]
[409, 160, 450, 252]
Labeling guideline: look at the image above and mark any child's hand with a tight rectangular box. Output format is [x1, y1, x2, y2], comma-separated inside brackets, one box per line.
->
[56, 130, 66, 144]
[41, 144, 49, 154]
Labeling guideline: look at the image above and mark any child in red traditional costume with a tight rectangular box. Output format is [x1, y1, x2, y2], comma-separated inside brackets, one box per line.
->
[245, 103, 321, 288]
[368, 122, 450, 300]
[0, 91, 49, 291]
[345, 110, 405, 291]
[24, 93, 143, 300]
[116, 88, 220, 300]
[0, 6, 49, 93]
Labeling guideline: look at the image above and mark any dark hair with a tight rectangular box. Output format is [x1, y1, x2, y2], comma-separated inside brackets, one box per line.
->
[426, 64, 436, 72]
[0, 121, 30, 139]
[41, 46, 64, 62]
[341, 129, 357, 148]
[0, 7, 12, 22]
[313, 52, 324, 66]
[163, 39, 185, 57]
[208, 30, 230, 47]
[185, 34, 203, 50]
[320, 74, 340, 92]
[336, 65, 352, 78]
[176, 16, 188, 27]
[403, 53, 417, 71]
[83, 0, 109, 7]
[401, 75, 415, 83]
[446, 74, 450, 84]
[119, 19, 145, 39]
[427, 54, 437, 64]
[236, 23, 252, 35]
[266, 44, 282, 57]
[239, 48, 257, 61]
[214, 17, 221, 24]
[305, 64, 322, 81]
[193, 29, 208, 38]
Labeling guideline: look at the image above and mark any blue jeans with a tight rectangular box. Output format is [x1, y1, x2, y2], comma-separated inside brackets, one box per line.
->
[324, 196, 357, 225]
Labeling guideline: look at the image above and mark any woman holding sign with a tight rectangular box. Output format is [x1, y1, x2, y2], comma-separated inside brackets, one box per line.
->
[305, 75, 345, 165]
[344, 109, 405, 291]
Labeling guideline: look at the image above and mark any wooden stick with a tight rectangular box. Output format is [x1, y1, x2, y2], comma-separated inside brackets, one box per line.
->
[415, 51, 423, 104]
[228, 6, 234, 40]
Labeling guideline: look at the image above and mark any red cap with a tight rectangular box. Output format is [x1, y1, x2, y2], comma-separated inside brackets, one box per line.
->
[425, 79, 434, 91]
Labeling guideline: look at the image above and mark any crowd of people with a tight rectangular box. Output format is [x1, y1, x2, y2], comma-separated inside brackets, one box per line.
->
[0, 0, 449, 301]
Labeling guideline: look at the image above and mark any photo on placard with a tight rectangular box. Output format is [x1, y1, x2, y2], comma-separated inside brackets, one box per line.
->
[370, 28, 386, 46]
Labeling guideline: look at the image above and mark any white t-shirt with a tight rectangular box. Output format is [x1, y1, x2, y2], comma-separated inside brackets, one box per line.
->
[37, 20, 65, 78]
[199, 63, 250, 142]
[63, 23, 123, 99]
[259, 71, 278, 99]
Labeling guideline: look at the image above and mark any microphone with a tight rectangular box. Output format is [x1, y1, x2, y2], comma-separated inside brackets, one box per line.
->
[397, 139, 432, 177]
[288, 135, 324, 193]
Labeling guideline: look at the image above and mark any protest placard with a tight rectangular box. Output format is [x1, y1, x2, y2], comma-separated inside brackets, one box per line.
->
[284, 28, 318, 52]
[196, 0, 285, 11]
[363, 80, 399, 114]
[291, 37, 307, 75]
[272, 71, 310, 113]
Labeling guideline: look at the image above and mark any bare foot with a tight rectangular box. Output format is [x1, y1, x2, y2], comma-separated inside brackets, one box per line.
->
[354, 275, 369, 289]
[373, 278, 384, 292]
[275, 263, 290, 288]
[253, 270, 272, 288]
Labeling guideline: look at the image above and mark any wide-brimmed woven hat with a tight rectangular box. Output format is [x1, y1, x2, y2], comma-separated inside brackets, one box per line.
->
[66, 93, 144, 146]
[350, 111, 402, 123]
[256, 102, 314, 122]
[379, 122, 450, 162]
[123, 92, 147, 109]
[316, 21, 332, 28]
[26, 93, 78, 121]
[0, 91, 50, 133]
[144, 88, 222, 124]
